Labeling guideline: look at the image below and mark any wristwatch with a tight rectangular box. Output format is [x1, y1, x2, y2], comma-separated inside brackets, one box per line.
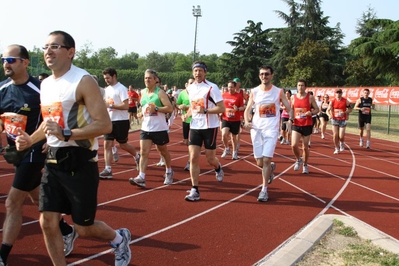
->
[203, 108, 208, 114]
[155, 106, 159, 112]
[62, 129, 72, 142]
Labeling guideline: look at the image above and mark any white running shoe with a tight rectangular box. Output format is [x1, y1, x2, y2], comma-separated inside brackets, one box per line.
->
[366, 141, 370, 149]
[129, 176, 146, 188]
[285, 140, 291, 145]
[340, 142, 345, 152]
[64, 226, 79, 257]
[257, 190, 268, 202]
[280, 138, 285, 144]
[112, 228, 132, 266]
[185, 188, 200, 201]
[163, 171, 174, 185]
[113, 150, 119, 163]
[99, 169, 113, 179]
[293, 158, 303, 171]
[321, 134, 325, 139]
[359, 139, 364, 147]
[184, 161, 190, 171]
[232, 151, 239, 160]
[302, 164, 309, 174]
[156, 157, 165, 166]
[334, 148, 339, 154]
[215, 165, 224, 182]
[221, 148, 230, 158]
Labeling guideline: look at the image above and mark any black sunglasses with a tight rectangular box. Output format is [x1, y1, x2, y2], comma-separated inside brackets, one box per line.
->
[1, 57, 25, 64]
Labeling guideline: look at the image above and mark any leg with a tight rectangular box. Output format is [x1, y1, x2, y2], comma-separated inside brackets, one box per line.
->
[205, 148, 220, 169]
[302, 135, 311, 165]
[119, 142, 137, 157]
[138, 139, 152, 174]
[156, 145, 172, 169]
[188, 145, 201, 186]
[103, 140, 114, 167]
[40, 211, 67, 266]
[2, 187, 37, 253]
[291, 130, 302, 160]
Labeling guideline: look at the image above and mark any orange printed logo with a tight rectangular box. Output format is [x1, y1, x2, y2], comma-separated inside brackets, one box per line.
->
[41, 102, 65, 128]
[258, 103, 276, 118]
[0, 112, 27, 141]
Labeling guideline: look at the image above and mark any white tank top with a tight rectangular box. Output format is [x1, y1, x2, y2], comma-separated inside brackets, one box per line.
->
[40, 65, 98, 150]
[251, 85, 281, 134]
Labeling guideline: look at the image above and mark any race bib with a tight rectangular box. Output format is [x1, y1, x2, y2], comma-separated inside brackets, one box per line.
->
[41, 102, 65, 128]
[0, 112, 27, 141]
[294, 108, 307, 119]
[362, 107, 370, 115]
[334, 109, 344, 118]
[144, 103, 158, 117]
[191, 98, 204, 114]
[226, 108, 236, 118]
[258, 103, 276, 118]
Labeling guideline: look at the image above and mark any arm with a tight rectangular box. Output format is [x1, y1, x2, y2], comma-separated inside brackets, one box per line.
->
[346, 99, 353, 114]
[206, 100, 225, 114]
[243, 91, 254, 128]
[309, 95, 320, 115]
[70, 75, 112, 139]
[158, 89, 174, 113]
[354, 98, 361, 111]
[280, 90, 292, 133]
[327, 101, 333, 117]
[110, 99, 129, 110]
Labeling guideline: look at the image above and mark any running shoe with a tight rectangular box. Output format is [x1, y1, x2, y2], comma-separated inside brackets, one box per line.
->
[359, 139, 364, 147]
[221, 148, 230, 158]
[64, 226, 79, 257]
[99, 169, 113, 179]
[113, 151, 119, 163]
[268, 162, 276, 184]
[232, 151, 239, 160]
[156, 157, 165, 166]
[366, 141, 370, 149]
[184, 161, 190, 171]
[302, 164, 309, 174]
[163, 171, 174, 185]
[112, 228, 132, 266]
[285, 140, 291, 145]
[129, 176, 146, 188]
[339, 142, 345, 152]
[278, 135, 283, 141]
[236, 143, 240, 152]
[321, 134, 325, 139]
[333, 148, 339, 154]
[185, 188, 200, 201]
[135, 153, 141, 166]
[293, 158, 303, 171]
[257, 190, 268, 202]
[280, 138, 285, 144]
[215, 165, 224, 182]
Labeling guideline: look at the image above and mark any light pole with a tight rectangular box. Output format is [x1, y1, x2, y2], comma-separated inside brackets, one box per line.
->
[192, 5, 202, 62]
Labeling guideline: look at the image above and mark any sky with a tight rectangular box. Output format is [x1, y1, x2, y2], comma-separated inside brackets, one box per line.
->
[1, 0, 398, 58]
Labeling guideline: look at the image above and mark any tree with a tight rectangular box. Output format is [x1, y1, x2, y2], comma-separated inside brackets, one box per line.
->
[281, 39, 329, 87]
[220, 20, 273, 88]
[349, 19, 399, 85]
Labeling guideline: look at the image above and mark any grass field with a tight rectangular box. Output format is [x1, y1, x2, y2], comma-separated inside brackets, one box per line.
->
[345, 109, 399, 143]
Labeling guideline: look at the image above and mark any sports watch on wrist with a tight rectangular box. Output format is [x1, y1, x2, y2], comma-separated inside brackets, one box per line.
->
[62, 129, 72, 142]
[203, 108, 208, 114]
[155, 106, 159, 112]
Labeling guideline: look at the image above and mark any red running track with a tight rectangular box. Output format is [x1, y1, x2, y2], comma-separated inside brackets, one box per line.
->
[0, 117, 398, 265]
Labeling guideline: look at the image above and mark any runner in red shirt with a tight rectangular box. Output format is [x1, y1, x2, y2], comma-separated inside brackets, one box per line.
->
[327, 88, 352, 154]
[289, 79, 319, 174]
[221, 80, 245, 160]
[128, 84, 140, 126]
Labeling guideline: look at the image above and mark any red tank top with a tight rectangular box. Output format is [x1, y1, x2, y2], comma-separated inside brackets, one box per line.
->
[293, 93, 312, 126]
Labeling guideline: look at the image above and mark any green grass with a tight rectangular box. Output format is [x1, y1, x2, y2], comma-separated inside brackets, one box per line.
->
[345, 108, 399, 143]
[334, 219, 399, 265]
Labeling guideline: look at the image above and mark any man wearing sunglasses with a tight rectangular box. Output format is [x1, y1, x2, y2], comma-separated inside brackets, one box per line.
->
[0, 45, 75, 265]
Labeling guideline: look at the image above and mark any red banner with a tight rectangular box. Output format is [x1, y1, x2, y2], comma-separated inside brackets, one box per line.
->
[307, 87, 399, 105]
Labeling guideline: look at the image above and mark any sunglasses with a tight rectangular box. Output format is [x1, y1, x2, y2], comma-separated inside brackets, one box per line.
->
[41, 44, 71, 51]
[1, 57, 25, 64]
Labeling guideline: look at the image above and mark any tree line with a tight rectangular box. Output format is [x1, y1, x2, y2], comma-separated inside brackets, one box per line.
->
[2, 0, 398, 90]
